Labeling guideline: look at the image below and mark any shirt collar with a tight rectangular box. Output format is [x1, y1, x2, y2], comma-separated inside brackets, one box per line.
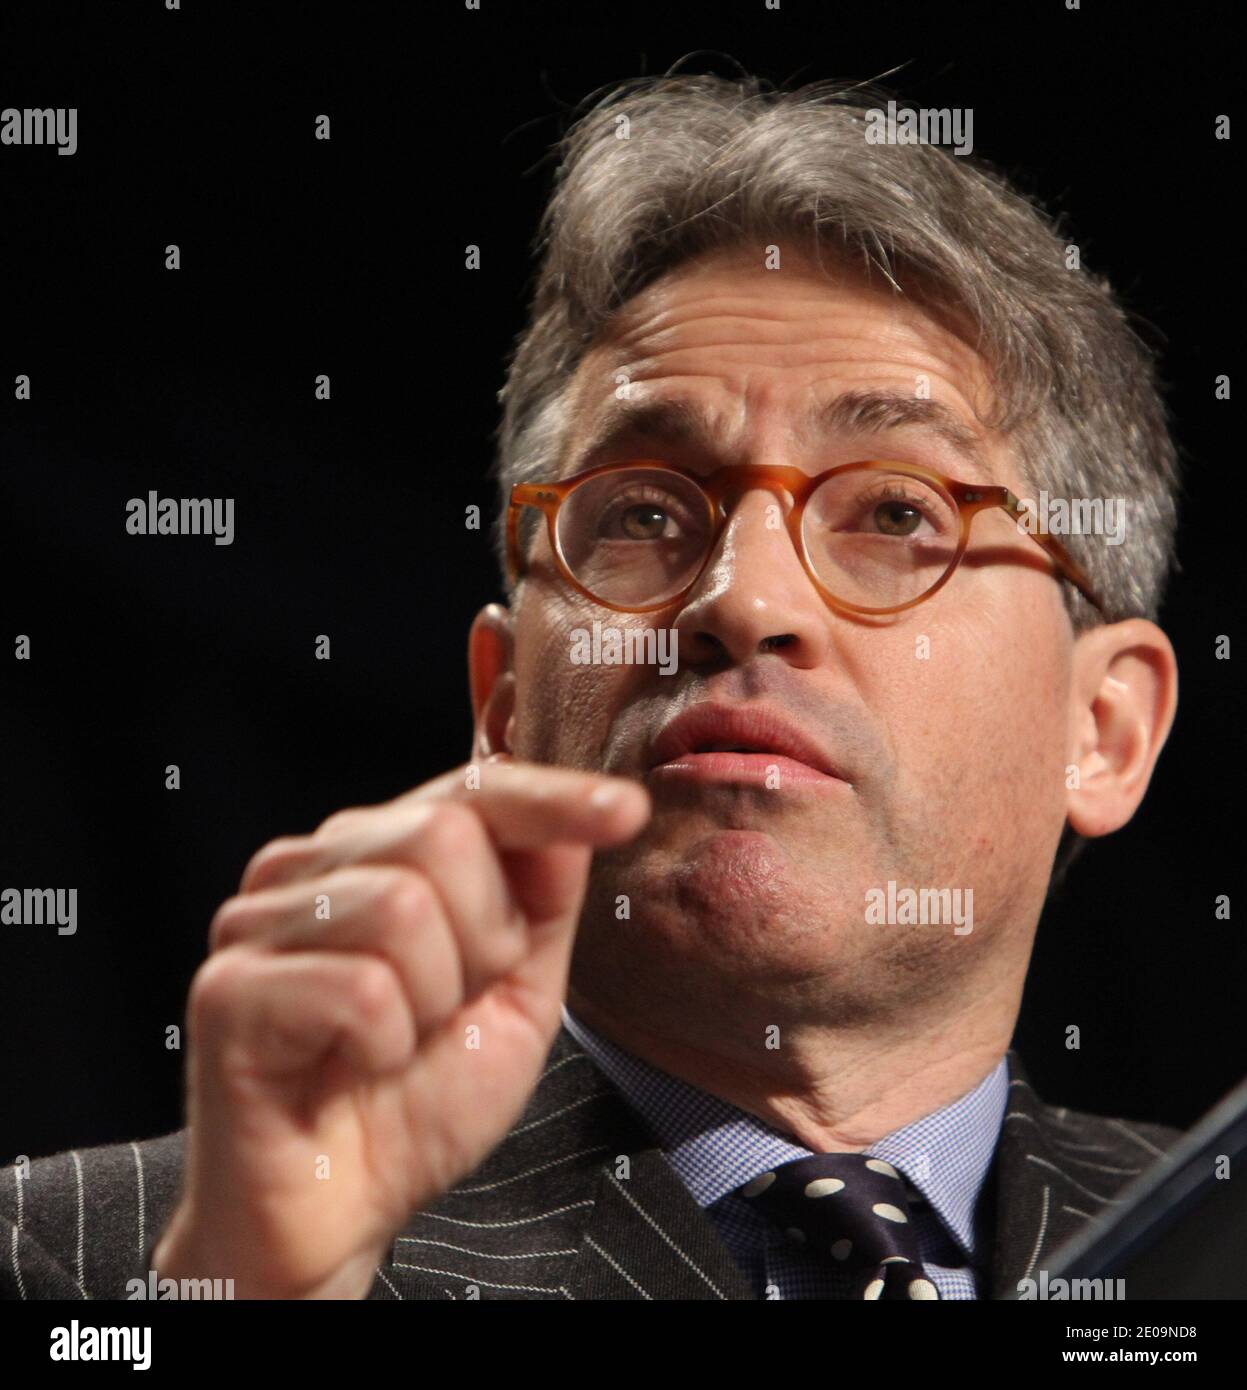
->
[561, 1004, 1007, 1259]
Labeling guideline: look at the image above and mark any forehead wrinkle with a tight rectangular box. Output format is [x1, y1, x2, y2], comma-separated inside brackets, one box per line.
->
[565, 385, 999, 485]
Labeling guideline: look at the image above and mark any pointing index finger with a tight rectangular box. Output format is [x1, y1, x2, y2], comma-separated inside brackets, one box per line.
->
[408, 760, 651, 852]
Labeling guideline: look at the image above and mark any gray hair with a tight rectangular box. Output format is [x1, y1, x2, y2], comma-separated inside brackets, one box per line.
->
[490, 72, 1183, 882]
[493, 73, 1180, 628]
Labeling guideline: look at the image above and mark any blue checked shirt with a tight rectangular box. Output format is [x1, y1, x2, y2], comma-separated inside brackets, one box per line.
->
[562, 1005, 1008, 1299]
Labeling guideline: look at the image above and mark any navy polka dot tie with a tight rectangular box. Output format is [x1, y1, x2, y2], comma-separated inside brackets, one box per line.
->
[739, 1153, 940, 1299]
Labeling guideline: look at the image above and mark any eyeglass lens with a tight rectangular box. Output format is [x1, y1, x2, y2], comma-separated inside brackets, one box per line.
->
[554, 465, 962, 609]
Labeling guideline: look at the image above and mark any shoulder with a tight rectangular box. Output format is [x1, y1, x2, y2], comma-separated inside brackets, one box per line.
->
[997, 1048, 1185, 1221]
[0, 1129, 186, 1300]
[1004, 1050, 1183, 1161]
[1038, 1106, 1182, 1161]
[986, 1052, 1186, 1296]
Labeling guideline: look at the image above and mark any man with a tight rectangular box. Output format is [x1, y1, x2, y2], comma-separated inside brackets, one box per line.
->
[2, 73, 1182, 1301]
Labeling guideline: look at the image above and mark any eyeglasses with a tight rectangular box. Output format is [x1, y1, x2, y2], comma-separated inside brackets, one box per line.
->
[506, 459, 1105, 617]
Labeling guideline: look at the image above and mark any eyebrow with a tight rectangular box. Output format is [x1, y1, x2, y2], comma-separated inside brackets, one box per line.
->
[802, 391, 991, 473]
[569, 396, 715, 468]
[568, 389, 994, 480]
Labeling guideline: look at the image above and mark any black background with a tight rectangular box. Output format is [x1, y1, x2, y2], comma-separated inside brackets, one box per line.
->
[1, 0, 1242, 1163]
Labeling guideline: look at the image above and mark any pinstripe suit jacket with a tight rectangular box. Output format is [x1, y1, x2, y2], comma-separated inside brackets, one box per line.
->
[0, 1025, 1182, 1300]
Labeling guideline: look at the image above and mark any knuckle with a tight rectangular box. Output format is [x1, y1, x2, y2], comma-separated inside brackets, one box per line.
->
[187, 949, 251, 1024]
[315, 807, 365, 841]
[411, 801, 484, 864]
[372, 870, 433, 930]
[207, 895, 251, 951]
[240, 836, 306, 893]
[344, 958, 399, 1021]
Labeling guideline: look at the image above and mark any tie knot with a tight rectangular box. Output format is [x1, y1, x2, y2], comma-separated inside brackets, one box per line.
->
[737, 1153, 938, 1300]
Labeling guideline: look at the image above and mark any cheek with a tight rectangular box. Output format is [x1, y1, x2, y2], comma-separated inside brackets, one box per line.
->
[510, 597, 638, 767]
[869, 615, 1071, 867]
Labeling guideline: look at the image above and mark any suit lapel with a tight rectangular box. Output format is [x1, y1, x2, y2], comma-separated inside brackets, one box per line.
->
[371, 1023, 753, 1300]
[562, 1139, 754, 1301]
[988, 1050, 1133, 1298]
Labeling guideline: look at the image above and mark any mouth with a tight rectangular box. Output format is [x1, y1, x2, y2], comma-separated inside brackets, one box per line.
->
[645, 703, 849, 790]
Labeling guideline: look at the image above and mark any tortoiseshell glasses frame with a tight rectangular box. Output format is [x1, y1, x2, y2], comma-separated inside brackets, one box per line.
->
[506, 458, 1106, 618]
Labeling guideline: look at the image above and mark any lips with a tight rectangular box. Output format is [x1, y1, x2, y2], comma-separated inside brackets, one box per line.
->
[646, 703, 847, 784]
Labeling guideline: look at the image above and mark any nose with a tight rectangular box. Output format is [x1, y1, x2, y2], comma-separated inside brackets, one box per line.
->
[672, 488, 834, 669]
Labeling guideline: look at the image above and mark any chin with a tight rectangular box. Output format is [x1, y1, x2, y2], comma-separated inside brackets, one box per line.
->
[676, 827, 793, 895]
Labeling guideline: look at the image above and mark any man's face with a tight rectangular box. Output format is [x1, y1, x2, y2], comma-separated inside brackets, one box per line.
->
[505, 246, 1075, 1020]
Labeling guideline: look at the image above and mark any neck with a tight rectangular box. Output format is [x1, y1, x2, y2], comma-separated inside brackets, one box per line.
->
[564, 978, 1019, 1150]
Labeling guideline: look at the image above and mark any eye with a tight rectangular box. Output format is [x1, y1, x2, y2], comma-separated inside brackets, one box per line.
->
[851, 481, 949, 538]
[618, 503, 671, 540]
[873, 498, 925, 537]
[594, 486, 696, 542]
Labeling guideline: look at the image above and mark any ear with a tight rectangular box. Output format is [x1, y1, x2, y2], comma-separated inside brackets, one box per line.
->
[467, 602, 517, 762]
[1065, 618, 1178, 839]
